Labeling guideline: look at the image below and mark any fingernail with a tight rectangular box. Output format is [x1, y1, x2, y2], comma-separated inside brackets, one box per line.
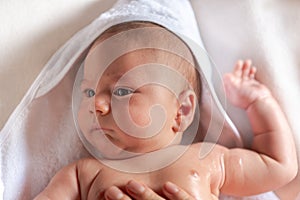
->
[127, 180, 145, 194]
[107, 186, 124, 200]
[164, 182, 179, 194]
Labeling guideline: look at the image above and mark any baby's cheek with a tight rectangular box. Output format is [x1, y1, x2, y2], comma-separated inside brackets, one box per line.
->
[128, 97, 152, 127]
[78, 102, 90, 132]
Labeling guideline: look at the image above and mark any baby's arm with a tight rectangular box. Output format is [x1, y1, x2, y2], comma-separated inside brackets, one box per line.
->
[220, 60, 298, 196]
[34, 162, 80, 200]
[34, 158, 103, 200]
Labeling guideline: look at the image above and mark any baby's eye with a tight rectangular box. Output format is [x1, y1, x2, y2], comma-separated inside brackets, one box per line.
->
[113, 87, 134, 96]
[84, 89, 96, 97]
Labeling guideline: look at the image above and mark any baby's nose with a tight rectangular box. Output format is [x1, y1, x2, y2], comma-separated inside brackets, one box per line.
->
[94, 95, 110, 116]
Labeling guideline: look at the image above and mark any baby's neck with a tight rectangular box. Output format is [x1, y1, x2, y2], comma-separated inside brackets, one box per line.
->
[100, 145, 187, 173]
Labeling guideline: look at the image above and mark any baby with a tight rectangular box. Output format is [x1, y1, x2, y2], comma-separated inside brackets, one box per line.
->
[34, 22, 297, 200]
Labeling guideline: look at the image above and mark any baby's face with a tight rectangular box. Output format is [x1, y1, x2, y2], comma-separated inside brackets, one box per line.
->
[78, 45, 185, 158]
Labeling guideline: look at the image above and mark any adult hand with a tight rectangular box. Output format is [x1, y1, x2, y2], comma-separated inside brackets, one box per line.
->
[104, 180, 194, 200]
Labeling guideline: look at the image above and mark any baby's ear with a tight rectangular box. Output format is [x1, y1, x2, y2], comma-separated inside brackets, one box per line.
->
[177, 89, 197, 132]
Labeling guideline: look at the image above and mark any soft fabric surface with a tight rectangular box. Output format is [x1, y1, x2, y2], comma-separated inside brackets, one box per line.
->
[1, 0, 299, 199]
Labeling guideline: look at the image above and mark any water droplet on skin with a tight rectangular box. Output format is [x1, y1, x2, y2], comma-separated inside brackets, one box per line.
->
[191, 170, 199, 179]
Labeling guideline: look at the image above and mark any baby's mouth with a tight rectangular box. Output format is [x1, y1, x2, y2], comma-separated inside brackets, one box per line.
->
[92, 127, 118, 143]
[89, 126, 130, 153]
[104, 133, 115, 141]
[90, 124, 111, 132]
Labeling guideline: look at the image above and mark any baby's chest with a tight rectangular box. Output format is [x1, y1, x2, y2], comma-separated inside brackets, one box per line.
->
[87, 159, 216, 199]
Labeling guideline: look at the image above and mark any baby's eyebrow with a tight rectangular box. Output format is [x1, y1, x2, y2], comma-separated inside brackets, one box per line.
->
[80, 79, 94, 86]
[112, 73, 139, 85]
[100, 71, 125, 82]
[80, 79, 88, 85]
[112, 73, 124, 81]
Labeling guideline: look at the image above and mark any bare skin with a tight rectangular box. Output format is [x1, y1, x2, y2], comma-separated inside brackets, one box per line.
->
[34, 60, 298, 200]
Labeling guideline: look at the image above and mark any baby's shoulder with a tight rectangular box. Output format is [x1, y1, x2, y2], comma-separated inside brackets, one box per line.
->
[75, 157, 105, 177]
[187, 142, 228, 155]
[180, 142, 228, 166]
[76, 157, 101, 166]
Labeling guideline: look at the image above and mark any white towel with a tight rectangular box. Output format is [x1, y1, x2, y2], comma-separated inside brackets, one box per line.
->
[0, 0, 289, 199]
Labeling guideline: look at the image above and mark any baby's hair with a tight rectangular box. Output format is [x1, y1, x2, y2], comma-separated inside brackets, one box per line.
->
[93, 21, 202, 100]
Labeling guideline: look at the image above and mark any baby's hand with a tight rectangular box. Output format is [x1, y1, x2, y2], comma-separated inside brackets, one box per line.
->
[223, 60, 271, 109]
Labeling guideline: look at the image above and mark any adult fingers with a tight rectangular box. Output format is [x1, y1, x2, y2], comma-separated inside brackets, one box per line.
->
[125, 180, 165, 200]
[104, 186, 132, 200]
[163, 182, 195, 200]
[105, 181, 195, 200]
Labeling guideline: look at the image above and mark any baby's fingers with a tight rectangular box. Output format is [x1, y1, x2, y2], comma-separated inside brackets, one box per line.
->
[241, 59, 252, 79]
[163, 182, 195, 200]
[234, 60, 244, 77]
[249, 66, 257, 79]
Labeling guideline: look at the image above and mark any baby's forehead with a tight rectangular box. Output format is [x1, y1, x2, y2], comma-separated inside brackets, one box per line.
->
[84, 47, 184, 79]
[88, 24, 193, 60]
[84, 50, 175, 79]
[83, 24, 196, 85]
